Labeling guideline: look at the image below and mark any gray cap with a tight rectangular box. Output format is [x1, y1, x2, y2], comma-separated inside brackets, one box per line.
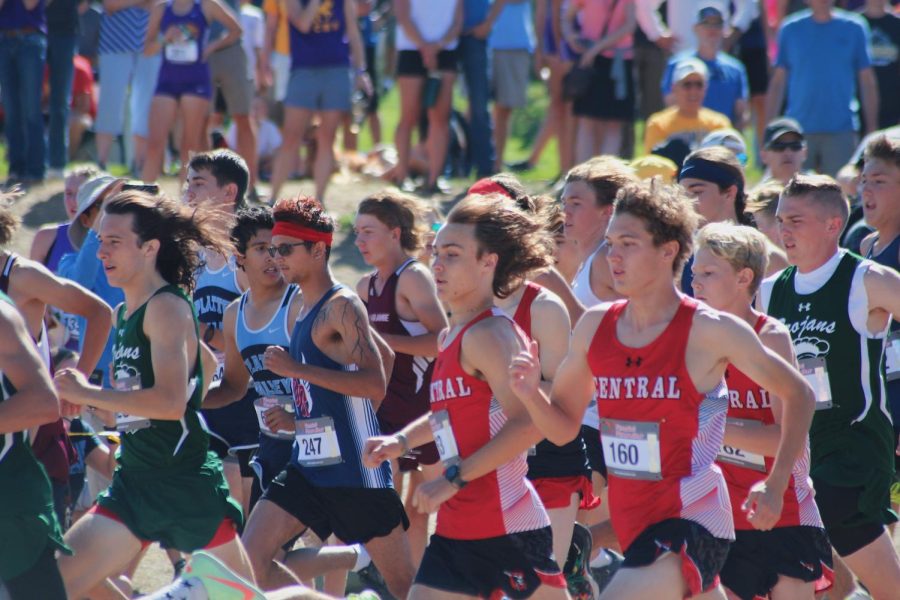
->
[673, 57, 709, 83]
[69, 174, 118, 250]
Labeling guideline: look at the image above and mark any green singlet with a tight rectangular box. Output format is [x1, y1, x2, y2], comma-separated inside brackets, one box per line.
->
[767, 253, 897, 528]
[96, 284, 242, 551]
[0, 291, 70, 582]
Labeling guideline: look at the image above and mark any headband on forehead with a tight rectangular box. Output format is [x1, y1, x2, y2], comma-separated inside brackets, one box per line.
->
[678, 157, 743, 191]
[271, 221, 333, 245]
[468, 179, 514, 200]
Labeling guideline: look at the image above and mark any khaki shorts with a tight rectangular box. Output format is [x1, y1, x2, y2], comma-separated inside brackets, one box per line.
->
[491, 49, 530, 109]
[208, 42, 253, 115]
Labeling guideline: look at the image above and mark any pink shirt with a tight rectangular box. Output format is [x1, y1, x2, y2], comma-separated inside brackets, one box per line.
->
[573, 0, 634, 58]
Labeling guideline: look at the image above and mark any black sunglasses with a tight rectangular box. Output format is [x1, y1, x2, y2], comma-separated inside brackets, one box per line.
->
[267, 242, 310, 257]
[768, 141, 805, 152]
[679, 80, 705, 89]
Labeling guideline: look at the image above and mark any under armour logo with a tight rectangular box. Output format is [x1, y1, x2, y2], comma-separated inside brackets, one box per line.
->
[798, 302, 811, 312]
[626, 356, 643, 367]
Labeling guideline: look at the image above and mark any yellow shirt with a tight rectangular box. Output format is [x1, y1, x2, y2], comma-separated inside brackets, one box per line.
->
[263, 0, 291, 56]
[644, 107, 732, 152]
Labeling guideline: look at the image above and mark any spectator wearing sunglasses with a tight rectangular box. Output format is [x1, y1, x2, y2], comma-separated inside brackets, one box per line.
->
[644, 57, 730, 152]
[760, 117, 810, 185]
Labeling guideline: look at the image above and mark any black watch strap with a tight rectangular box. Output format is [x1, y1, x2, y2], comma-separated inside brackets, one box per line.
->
[444, 464, 467, 489]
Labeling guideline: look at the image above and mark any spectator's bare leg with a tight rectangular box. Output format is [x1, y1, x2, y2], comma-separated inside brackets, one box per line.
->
[394, 76, 425, 183]
[178, 95, 212, 180]
[493, 103, 513, 173]
[142, 95, 179, 183]
[426, 71, 456, 186]
[234, 113, 260, 189]
[270, 107, 314, 202]
[313, 110, 342, 201]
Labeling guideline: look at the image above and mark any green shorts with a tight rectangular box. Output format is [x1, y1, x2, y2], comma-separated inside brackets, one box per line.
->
[0, 510, 69, 581]
[96, 452, 243, 552]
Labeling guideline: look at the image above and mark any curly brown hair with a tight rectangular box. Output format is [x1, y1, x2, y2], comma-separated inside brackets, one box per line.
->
[0, 188, 23, 246]
[104, 190, 233, 292]
[357, 190, 427, 252]
[272, 195, 335, 259]
[447, 194, 554, 298]
[613, 180, 700, 274]
[564, 156, 638, 207]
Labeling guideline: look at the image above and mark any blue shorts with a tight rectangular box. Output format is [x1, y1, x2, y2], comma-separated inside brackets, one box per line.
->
[285, 66, 352, 112]
[155, 73, 213, 101]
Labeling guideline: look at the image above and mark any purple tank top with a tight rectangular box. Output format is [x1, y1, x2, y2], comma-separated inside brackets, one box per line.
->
[289, 0, 350, 69]
[45, 223, 75, 274]
[159, 0, 209, 80]
[0, 0, 46, 33]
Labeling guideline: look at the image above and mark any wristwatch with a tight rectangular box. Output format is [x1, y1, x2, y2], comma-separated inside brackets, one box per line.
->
[443, 464, 468, 489]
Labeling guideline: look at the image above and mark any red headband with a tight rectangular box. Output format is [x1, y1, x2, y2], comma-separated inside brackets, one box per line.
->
[468, 179, 514, 199]
[271, 221, 333, 245]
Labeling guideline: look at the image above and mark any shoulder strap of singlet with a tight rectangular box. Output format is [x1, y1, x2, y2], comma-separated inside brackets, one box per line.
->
[512, 282, 542, 338]
[395, 257, 416, 276]
[0, 253, 19, 295]
[367, 270, 379, 298]
[753, 313, 768, 335]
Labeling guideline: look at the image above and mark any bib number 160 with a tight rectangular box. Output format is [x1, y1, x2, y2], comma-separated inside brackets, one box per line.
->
[608, 441, 640, 466]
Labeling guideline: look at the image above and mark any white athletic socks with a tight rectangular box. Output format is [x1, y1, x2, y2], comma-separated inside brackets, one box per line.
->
[589, 548, 615, 569]
[352, 544, 372, 572]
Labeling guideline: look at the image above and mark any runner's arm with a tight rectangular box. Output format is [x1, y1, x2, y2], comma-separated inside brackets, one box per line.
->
[202, 0, 243, 56]
[16, 261, 113, 376]
[55, 294, 202, 420]
[714, 313, 813, 494]
[863, 262, 900, 324]
[510, 309, 603, 445]
[370, 330, 395, 410]
[451, 319, 544, 484]
[361, 412, 433, 468]
[380, 267, 447, 357]
[264, 295, 387, 400]
[0, 302, 60, 434]
[722, 322, 796, 456]
[203, 302, 252, 408]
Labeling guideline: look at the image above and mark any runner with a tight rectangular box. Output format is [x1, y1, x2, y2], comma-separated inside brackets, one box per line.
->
[677, 146, 787, 294]
[363, 194, 568, 599]
[858, 135, 900, 514]
[761, 174, 900, 599]
[185, 149, 258, 517]
[0, 293, 68, 600]
[203, 206, 301, 511]
[509, 180, 815, 599]
[354, 190, 447, 567]
[241, 195, 415, 598]
[52, 190, 266, 599]
[691, 222, 832, 600]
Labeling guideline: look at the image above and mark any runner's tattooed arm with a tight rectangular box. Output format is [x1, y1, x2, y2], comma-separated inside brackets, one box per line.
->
[0, 301, 60, 434]
[264, 294, 388, 400]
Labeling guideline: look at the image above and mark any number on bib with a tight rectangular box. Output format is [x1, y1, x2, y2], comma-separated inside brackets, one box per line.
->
[599, 419, 662, 481]
[294, 417, 342, 466]
[165, 40, 199, 64]
[799, 357, 832, 410]
[717, 444, 767, 472]
[115, 413, 151, 433]
[428, 410, 460, 466]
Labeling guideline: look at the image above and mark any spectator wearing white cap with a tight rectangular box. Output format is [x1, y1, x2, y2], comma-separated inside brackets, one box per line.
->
[700, 127, 748, 164]
[765, 0, 878, 176]
[661, 5, 749, 128]
[644, 57, 730, 151]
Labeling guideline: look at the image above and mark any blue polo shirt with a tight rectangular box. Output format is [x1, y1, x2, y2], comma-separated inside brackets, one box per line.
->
[661, 51, 749, 124]
[775, 9, 872, 133]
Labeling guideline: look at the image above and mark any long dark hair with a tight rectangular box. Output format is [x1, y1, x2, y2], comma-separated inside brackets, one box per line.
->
[104, 191, 233, 292]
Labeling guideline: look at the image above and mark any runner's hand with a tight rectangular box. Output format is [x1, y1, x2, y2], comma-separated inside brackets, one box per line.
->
[413, 476, 458, 514]
[54, 367, 96, 406]
[362, 435, 404, 468]
[263, 406, 294, 435]
[263, 346, 297, 378]
[743, 479, 784, 531]
[509, 339, 542, 400]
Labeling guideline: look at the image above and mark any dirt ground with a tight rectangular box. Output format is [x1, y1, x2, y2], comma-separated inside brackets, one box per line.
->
[10, 174, 900, 598]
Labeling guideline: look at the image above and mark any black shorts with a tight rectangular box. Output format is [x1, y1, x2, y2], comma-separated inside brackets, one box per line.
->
[720, 526, 833, 600]
[415, 528, 566, 598]
[208, 440, 257, 479]
[572, 55, 635, 122]
[397, 49, 458, 78]
[581, 425, 607, 480]
[738, 46, 769, 96]
[364, 44, 379, 113]
[623, 518, 732, 597]
[812, 479, 888, 556]
[263, 465, 409, 544]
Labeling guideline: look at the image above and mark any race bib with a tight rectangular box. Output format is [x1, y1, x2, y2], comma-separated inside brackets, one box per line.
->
[115, 413, 151, 433]
[885, 331, 900, 382]
[165, 40, 199, 64]
[254, 396, 295, 440]
[429, 409, 460, 466]
[294, 416, 341, 466]
[799, 357, 832, 410]
[600, 418, 662, 481]
[717, 444, 766, 472]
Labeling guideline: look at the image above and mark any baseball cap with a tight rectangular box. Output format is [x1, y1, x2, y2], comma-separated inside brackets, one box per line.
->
[700, 128, 748, 164]
[763, 117, 805, 147]
[69, 174, 119, 250]
[696, 4, 725, 23]
[673, 58, 709, 84]
[631, 155, 679, 184]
